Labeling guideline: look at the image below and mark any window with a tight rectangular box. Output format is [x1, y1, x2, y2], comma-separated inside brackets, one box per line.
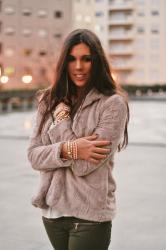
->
[23, 48, 32, 56]
[94, 24, 103, 32]
[137, 11, 145, 16]
[38, 29, 48, 38]
[4, 48, 14, 57]
[54, 10, 63, 18]
[137, 26, 145, 33]
[4, 5, 15, 14]
[4, 66, 15, 76]
[84, 15, 91, 23]
[54, 33, 62, 39]
[0, 63, 3, 76]
[95, 11, 103, 17]
[75, 14, 82, 21]
[151, 29, 159, 34]
[151, 10, 159, 16]
[22, 28, 32, 37]
[39, 50, 47, 56]
[4, 27, 15, 35]
[37, 9, 47, 18]
[136, 39, 145, 49]
[151, 23, 159, 34]
[22, 8, 32, 16]
[150, 39, 159, 49]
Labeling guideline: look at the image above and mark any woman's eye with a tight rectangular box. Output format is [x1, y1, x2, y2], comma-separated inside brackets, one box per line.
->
[67, 55, 75, 62]
[83, 55, 92, 62]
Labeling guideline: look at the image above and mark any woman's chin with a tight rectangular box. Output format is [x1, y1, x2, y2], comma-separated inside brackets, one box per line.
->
[73, 81, 87, 88]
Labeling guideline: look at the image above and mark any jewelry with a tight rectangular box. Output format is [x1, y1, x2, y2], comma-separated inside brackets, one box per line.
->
[67, 141, 72, 159]
[56, 110, 70, 123]
[66, 141, 78, 160]
[72, 141, 78, 160]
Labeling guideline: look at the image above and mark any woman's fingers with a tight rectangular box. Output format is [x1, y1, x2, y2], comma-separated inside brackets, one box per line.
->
[94, 147, 110, 154]
[84, 134, 98, 140]
[93, 140, 111, 147]
[91, 153, 107, 160]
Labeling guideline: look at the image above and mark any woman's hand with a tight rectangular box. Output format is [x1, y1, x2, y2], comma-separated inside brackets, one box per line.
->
[75, 134, 111, 164]
[61, 134, 111, 164]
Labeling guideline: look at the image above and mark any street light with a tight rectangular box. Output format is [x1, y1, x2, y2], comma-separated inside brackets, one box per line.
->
[22, 75, 32, 84]
[0, 75, 9, 84]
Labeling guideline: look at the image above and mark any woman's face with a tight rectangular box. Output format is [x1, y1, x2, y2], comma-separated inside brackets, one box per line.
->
[67, 43, 92, 89]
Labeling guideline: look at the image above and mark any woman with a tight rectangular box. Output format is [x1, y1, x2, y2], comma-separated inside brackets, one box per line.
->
[27, 29, 129, 250]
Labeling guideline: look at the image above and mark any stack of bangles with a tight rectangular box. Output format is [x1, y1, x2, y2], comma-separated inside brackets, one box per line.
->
[67, 140, 78, 160]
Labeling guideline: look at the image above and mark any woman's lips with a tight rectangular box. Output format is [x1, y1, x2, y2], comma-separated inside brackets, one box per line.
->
[73, 74, 86, 81]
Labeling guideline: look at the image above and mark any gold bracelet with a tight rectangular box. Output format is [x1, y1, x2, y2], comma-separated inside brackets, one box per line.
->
[72, 141, 78, 160]
[67, 141, 72, 159]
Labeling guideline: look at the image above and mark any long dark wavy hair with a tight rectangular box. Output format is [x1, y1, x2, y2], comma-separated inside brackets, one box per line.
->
[37, 29, 129, 151]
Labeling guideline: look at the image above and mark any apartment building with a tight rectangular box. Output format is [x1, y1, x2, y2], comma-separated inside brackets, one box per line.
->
[0, 0, 72, 89]
[73, 0, 166, 85]
[0, 0, 165, 89]
[73, 0, 108, 52]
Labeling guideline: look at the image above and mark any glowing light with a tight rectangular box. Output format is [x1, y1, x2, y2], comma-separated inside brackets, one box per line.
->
[0, 76, 9, 84]
[4, 66, 15, 76]
[24, 120, 32, 130]
[22, 75, 32, 84]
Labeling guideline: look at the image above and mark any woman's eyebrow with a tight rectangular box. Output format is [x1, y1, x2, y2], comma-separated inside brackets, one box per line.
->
[69, 54, 91, 57]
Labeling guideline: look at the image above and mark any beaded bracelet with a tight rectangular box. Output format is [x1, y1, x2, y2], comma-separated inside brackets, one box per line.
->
[66, 141, 78, 160]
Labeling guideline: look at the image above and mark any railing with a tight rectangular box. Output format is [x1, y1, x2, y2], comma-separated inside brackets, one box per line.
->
[109, 48, 133, 55]
[109, 2, 134, 11]
[108, 32, 134, 40]
[0, 89, 38, 113]
[108, 17, 134, 26]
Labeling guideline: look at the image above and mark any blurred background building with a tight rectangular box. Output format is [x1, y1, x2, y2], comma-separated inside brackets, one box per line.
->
[0, 0, 166, 90]
[73, 0, 166, 86]
[0, 0, 72, 90]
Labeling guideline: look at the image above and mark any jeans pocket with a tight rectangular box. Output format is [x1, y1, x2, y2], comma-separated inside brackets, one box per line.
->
[73, 221, 101, 230]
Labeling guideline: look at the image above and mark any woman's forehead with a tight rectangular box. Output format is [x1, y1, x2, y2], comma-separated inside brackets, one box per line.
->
[69, 43, 91, 55]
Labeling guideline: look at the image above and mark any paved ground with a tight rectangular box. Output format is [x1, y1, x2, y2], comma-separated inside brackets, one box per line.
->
[0, 100, 166, 250]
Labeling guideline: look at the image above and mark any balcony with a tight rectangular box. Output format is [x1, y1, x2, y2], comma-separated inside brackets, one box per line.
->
[108, 17, 134, 26]
[109, 48, 133, 56]
[109, 2, 134, 11]
[108, 32, 134, 41]
[112, 61, 134, 72]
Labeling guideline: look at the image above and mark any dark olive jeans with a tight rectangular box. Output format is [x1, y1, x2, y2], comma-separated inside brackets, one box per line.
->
[42, 216, 112, 250]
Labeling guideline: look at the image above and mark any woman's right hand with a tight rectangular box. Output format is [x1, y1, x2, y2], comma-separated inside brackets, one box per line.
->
[61, 135, 111, 164]
[75, 134, 111, 164]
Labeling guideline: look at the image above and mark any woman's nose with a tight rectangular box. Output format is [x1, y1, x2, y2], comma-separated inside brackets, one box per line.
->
[75, 60, 82, 70]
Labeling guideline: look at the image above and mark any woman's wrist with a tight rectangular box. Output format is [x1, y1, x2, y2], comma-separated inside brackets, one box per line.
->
[61, 141, 78, 160]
